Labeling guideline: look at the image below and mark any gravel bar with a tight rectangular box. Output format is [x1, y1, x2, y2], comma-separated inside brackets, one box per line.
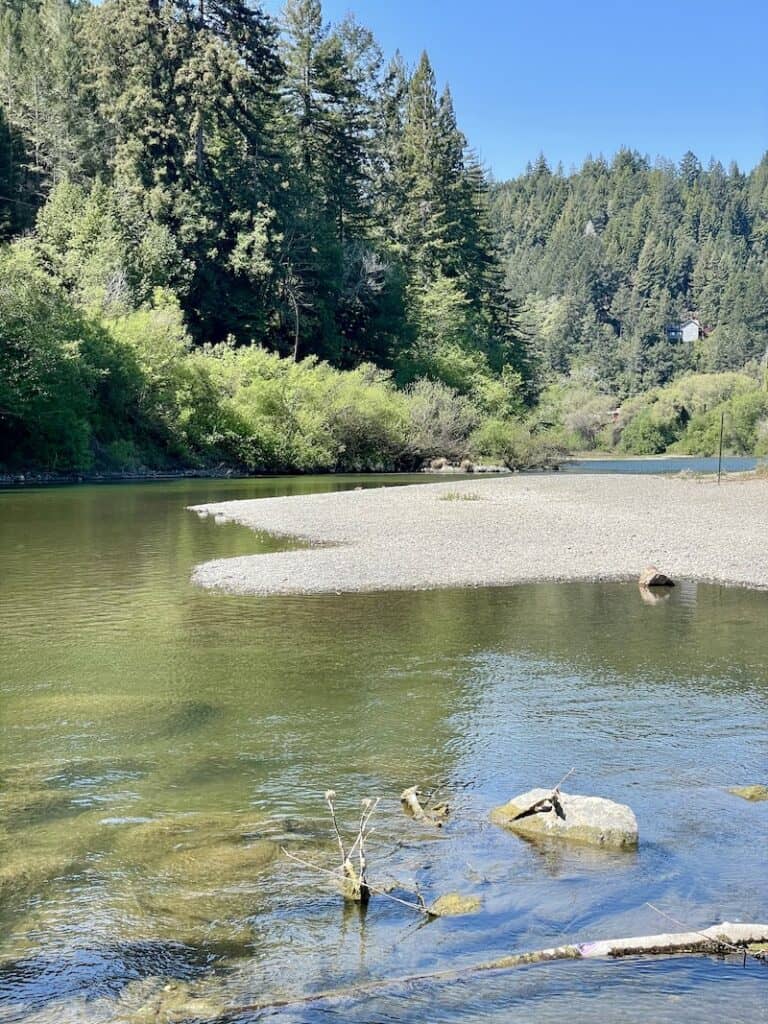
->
[189, 474, 768, 596]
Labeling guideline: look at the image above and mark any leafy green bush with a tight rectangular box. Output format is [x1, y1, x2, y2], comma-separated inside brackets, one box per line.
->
[1, 245, 100, 469]
[470, 418, 570, 469]
[675, 391, 768, 455]
[619, 409, 676, 454]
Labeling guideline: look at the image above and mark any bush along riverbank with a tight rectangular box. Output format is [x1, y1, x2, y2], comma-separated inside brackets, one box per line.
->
[2, 255, 764, 480]
[0, 258, 566, 477]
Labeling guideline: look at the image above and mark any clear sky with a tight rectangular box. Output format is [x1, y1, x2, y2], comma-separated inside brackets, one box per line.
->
[265, 0, 767, 180]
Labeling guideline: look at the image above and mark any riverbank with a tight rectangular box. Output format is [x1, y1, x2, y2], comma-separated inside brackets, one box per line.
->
[189, 473, 768, 595]
[0, 467, 251, 487]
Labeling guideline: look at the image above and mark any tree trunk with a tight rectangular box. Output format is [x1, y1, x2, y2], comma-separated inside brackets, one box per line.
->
[227, 922, 768, 1016]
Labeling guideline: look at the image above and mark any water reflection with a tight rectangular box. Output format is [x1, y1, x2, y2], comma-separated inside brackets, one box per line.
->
[0, 477, 766, 1023]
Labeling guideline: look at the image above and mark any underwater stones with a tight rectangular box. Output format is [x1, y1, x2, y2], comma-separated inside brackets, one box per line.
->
[728, 785, 768, 802]
[0, 786, 76, 828]
[0, 851, 84, 902]
[154, 838, 277, 884]
[112, 811, 279, 887]
[116, 978, 227, 1024]
[491, 789, 638, 850]
[111, 813, 281, 947]
[429, 892, 482, 917]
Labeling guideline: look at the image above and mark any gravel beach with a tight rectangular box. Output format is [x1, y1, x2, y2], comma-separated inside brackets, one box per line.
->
[189, 474, 768, 596]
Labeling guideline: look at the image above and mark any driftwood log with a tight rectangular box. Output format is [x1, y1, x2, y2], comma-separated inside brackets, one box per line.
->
[218, 922, 768, 1017]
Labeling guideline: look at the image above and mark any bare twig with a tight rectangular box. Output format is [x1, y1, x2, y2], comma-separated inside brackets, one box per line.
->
[645, 903, 766, 964]
[324, 790, 347, 864]
[512, 768, 575, 822]
[280, 847, 428, 915]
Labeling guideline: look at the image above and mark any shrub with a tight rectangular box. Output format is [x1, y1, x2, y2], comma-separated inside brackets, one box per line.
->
[404, 379, 478, 464]
[675, 391, 768, 455]
[619, 409, 675, 454]
[470, 418, 569, 469]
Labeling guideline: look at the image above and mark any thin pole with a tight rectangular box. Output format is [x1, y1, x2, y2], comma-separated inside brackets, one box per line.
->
[717, 411, 725, 484]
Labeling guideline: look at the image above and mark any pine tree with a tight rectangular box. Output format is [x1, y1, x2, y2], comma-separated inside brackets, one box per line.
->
[82, 0, 284, 341]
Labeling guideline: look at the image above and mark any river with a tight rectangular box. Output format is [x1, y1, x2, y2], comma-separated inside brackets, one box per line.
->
[0, 476, 766, 1022]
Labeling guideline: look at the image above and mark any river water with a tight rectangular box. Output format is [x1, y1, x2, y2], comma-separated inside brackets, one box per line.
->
[0, 476, 766, 1023]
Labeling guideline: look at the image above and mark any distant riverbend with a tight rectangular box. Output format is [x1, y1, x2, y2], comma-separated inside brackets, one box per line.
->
[190, 473, 768, 596]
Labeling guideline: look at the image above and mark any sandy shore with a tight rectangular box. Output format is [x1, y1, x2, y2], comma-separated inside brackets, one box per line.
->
[189, 474, 768, 596]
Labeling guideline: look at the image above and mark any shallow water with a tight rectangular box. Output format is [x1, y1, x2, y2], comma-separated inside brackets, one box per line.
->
[564, 455, 759, 474]
[0, 476, 766, 1023]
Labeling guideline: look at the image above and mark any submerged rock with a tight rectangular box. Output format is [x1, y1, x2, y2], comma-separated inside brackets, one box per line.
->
[638, 586, 671, 605]
[0, 851, 84, 902]
[0, 786, 76, 828]
[154, 837, 277, 884]
[728, 785, 768, 802]
[491, 789, 638, 849]
[429, 892, 482, 917]
[112, 812, 279, 884]
[116, 978, 227, 1024]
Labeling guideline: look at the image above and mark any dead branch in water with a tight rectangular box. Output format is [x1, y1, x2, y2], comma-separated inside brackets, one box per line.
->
[219, 921, 768, 1018]
[323, 790, 378, 903]
[400, 784, 450, 827]
[280, 847, 429, 915]
[511, 767, 575, 822]
[283, 791, 439, 915]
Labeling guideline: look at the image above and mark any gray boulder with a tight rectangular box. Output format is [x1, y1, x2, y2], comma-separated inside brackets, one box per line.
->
[491, 788, 638, 849]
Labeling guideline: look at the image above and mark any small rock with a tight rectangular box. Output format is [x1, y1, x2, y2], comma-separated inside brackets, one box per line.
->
[429, 892, 482, 917]
[728, 785, 768, 802]
[638, 566, 675, 588]
[491, 789, 638, 849]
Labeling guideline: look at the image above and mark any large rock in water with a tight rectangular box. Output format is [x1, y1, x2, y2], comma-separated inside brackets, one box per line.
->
[490, 789, 638, 849]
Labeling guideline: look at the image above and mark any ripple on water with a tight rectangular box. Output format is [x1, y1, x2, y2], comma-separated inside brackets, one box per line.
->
[0, 479, 766, 1022]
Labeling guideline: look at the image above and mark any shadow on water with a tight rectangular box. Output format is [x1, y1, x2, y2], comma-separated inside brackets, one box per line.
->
[0, 476, 766, 1022]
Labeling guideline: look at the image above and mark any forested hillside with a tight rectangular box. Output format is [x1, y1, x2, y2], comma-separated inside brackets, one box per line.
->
[490, 153, 768, 393]
[0, 0, 539, 472]
[0, 0, 523, 368]
[1, 0, 766, 473]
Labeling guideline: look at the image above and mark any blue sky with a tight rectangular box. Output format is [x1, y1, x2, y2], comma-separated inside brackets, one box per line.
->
[265, 0, 767, 179]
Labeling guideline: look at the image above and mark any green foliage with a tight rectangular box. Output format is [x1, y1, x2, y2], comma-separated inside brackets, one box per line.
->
[674, 391, 768, 456]
[470, 418, 570, 470]
[619, 409, 675, 455]
[2, 0, 764, 474]
[404, 379, 478, 463]
[529, 371, 768, 458]
[0, 0, 534, 396]
[201, 346, 410, 471]
[0, 244, 146, 469]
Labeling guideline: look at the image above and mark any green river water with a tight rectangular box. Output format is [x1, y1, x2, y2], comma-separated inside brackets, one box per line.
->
[0, 475, 766, 1023]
